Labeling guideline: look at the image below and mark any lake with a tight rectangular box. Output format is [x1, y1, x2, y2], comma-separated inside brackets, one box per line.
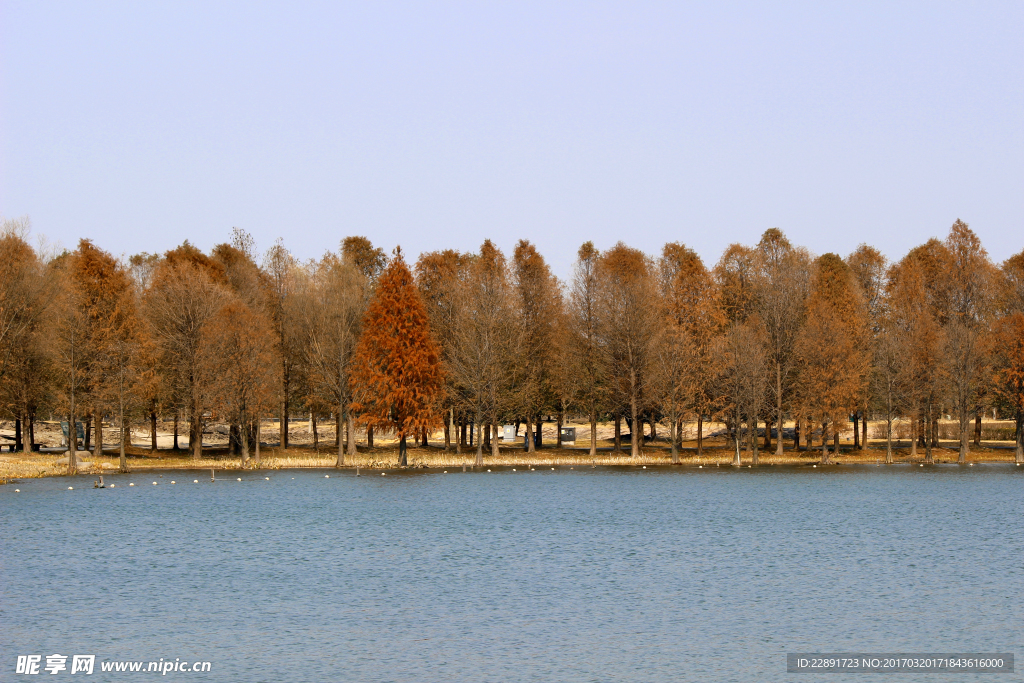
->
[2, 465, 1022, 682]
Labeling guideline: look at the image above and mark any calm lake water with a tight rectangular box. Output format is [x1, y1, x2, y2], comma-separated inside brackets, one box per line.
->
[2, 465, 1022, 682]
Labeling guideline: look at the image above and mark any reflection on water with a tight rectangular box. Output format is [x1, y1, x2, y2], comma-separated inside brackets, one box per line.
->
[3, 466, 1022, 682]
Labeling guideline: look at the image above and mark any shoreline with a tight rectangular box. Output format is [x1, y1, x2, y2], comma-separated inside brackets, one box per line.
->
[3, 443, 1022, 481]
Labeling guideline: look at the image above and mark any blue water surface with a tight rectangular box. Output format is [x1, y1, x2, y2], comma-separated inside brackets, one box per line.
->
[2, 465, 1022, 682]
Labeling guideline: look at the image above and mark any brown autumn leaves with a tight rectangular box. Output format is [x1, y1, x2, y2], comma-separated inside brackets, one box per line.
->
[1, 218, 1023, 473]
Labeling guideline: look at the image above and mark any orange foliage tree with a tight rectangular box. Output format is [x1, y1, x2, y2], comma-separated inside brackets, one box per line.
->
[350, 252, 445, 466]
[991, 313, 1024, 462]
[795, 254, 870, 463]
[199, 301, 279, 466]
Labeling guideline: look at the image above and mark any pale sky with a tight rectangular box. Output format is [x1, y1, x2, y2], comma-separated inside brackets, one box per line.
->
[1, 1, 1021, 278]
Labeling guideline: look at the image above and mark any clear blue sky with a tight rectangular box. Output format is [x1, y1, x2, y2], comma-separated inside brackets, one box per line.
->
[1, 1, 1021, 278]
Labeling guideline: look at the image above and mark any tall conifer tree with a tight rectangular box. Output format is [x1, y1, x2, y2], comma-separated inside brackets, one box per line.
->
[350, 251, 444, 466]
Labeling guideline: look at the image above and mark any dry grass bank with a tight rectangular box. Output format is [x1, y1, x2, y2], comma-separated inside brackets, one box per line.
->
[2, 436, 1021, 482]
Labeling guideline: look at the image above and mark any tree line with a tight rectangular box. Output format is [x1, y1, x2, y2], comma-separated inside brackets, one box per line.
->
[1, 218, 1022, 472]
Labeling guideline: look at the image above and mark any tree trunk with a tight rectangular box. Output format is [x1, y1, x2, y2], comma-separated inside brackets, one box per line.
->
[342, 409, 350, 466]
[861, 409, 868, 450]
[833, 431, 839, 458]
[670, 415, 679, 464]
[445, 409, 452, 451]
[474, 409, 484, 467]
[191, 390, 202, 461]
[84, 414, 92, 451]
[794, 417, 801, 451]
[14, 416, 22, 452]
[28, 412, 36, 453]
[526, 419, 535, 453]
[775, 362, 783, 456]
[853, 413, 860, 449]
[150, 408, 157, 452]
[925, 403, 934, 464]
[885, 415, 893, 464]
[958, 406, 969, 464]
[589, 411, 598, 457]
[119, 401, 128, 473]
[347, 411, 356, 458]
[454, 413, 462, 455]
[240, 409, 249, 467]
[910, 410, 918, 459]
[67, 409, 77, 474]
[762, 415, 770, 452]
[556, 411, 563, 448]
[399, 434, 408, 467]
[697, 414, 704, 457]
[367, 425, 374, 448]
[1016, 408, 1024, 464]
[484, 422, 491, 449]
[613, 415, 621, 453]
[94, 412, 102, 460]
[255, 418, 261, 464]
[173, 410, 179, 451]
[536, 416, 543, 449]
[312, 413, 319, 451]
[459, 418, 467, 449]
[820, 422, 829, 464]
[974, 407, 982, 447]
[733, 408, 742, 467]
[281, 401, 289, 450]
[491, 423, 500, 458]
[751, 417, 759, 466]
[630, 390, 640, 458]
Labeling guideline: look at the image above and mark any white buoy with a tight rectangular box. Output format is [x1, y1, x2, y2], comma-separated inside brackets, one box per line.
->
[551, 467, 555, 470]
[129, 483, 134, 486]
[642, 466, 646, 469]
[194, 480, 198, 483]
[237, 478, 241, 481]
[813, 465, 816, 468]
[171, 481, 176, 484]
[14, 489, 19, 492]
[381, 473, 386, 476]
[487, 469, 491, 472]
[110, 484, 115, 487]
[512, 468, 516, 472]
[265, 477, 269, 480]
[443, 471, 448, 474]
[152, 482, 157, 485]
[68, 486, 73, 490]
[920, 464, 924, 467]
[325, 475, 329, 478]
